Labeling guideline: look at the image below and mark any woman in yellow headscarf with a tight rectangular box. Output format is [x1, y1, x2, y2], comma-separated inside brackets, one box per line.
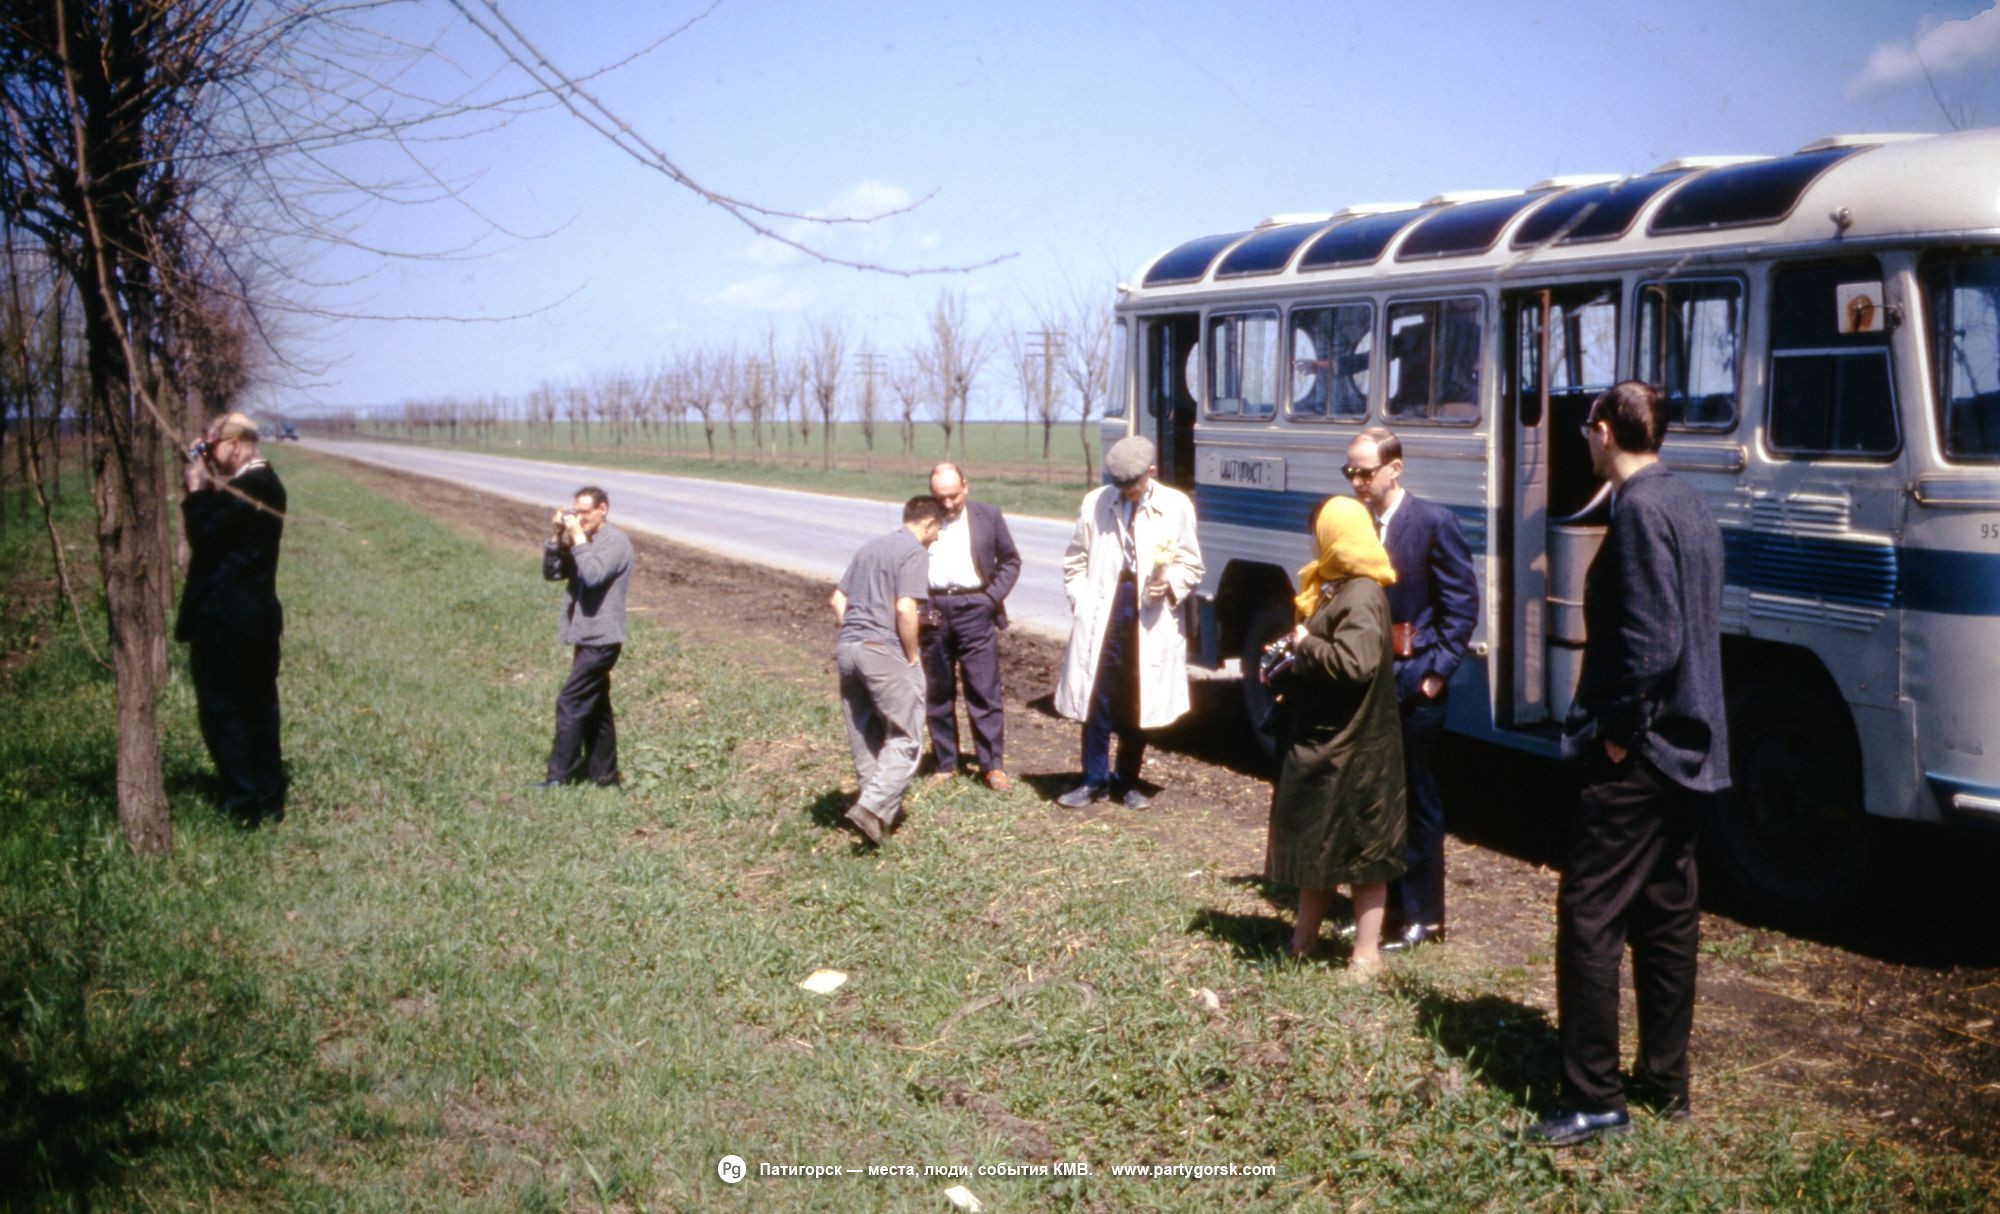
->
[1263, 496, 1408, 978]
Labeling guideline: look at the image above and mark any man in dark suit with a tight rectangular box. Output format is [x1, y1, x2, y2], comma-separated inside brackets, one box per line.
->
[177, 412, 288, 827]
[1525, 380, 1729, 1147]
[921, 462, 1022, 791]
[1345, 427, 1478, 952]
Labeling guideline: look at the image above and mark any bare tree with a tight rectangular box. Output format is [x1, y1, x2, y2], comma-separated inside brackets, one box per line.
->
[917, 291, 985, 460]
[889, 357, 924, 459]
[744, 351, 771, 457]
[854, 347, 882, 471]
[681, 349, 721, 458]
[807, 317, 846, 469]
[1060, 291, 1116, 486]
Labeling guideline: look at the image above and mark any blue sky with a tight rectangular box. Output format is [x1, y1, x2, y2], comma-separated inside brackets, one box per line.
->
[285, 0, 2000, 417]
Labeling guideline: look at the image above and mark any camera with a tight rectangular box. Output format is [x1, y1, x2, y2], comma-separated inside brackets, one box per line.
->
[1258, 635, 1296, 684]
[186, 439, 209, 461]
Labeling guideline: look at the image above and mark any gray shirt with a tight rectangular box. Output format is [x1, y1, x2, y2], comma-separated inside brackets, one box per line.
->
[836, 528, 927, 647]
[543, 521, 633, 646]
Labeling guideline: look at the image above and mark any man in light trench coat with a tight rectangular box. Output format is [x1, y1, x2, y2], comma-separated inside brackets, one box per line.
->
[1054, 435, 1204, 809]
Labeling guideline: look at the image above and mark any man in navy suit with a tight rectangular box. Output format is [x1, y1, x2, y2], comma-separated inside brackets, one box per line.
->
[921, 463, 1022, 791]
[1345, 427, 1478, 951]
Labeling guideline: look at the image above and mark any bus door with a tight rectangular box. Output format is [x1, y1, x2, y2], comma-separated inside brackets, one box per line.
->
[1141, 314, 1201, 491]
[1501, 284, 1619, 728]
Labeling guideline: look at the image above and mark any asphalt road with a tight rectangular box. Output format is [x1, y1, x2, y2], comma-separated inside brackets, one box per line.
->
[305, 439, 1082, 640]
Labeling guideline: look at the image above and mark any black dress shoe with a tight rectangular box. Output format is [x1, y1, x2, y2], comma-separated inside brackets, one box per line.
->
[1627, 1079, 1692, 1122]
[1056, 783, 1108, 809]
[1520, 1107, 1631, 1147]
[1379, 923, 1444, 954]
[1113, 784, 1152, 810]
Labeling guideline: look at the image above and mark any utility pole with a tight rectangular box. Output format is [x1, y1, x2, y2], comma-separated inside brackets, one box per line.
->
[1027, 328, 1066, 466]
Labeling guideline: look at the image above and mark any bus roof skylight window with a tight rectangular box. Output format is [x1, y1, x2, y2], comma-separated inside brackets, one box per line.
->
[1397, 194, 1546, 261]
[1511, 173, 1687, 248]
[1144, 231, 1250, 287]
[1217, 223, 1337, 278]
[1649, 148, 1861, 235]
[1297, 209, 1432, 271]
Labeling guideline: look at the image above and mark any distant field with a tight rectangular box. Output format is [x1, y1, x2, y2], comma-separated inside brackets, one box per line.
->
[0, 449, 1988, 1210]
[332, 419, 1116, 519]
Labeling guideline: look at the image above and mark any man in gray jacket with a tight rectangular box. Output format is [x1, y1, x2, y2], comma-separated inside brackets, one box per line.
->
[1526, 381, 1729, 1147]
[535, 485, 633, 788]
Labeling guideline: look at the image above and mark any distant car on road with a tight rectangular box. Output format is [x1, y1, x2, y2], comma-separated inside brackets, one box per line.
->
[277, 421, 299, 441]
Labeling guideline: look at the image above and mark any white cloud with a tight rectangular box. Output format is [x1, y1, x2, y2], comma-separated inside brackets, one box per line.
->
[740, 179, 941, 269]
[709, 272, 815, 314]
[1850, 3, 2000, 96]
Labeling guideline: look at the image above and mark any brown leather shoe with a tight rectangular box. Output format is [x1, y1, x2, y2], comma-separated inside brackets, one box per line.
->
[982, 770, 1011, 792]
[924, 771, 956, 788]
[844, 804, 885, 846]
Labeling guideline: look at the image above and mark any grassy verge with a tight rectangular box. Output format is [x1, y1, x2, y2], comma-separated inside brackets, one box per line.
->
[0, 450, 1987, 1211]
[336, 421, 1101, 520]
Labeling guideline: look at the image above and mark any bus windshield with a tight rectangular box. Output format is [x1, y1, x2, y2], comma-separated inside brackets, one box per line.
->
[1923, 251, 2000, 462]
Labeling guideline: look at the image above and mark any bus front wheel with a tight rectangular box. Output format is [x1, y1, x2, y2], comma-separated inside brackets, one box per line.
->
[1707, 677, 1870, 923]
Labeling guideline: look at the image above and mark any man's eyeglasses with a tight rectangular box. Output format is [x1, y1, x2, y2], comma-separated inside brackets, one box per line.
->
[1342, 464, 1383, 480]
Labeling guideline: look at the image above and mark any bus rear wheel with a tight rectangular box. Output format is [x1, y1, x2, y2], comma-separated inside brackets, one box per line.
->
[1707, 677, 1870, 923]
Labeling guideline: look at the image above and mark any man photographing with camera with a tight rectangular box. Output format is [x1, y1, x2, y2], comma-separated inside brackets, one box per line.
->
[534, 486, 633, 789]
[177, 412, 288, 827]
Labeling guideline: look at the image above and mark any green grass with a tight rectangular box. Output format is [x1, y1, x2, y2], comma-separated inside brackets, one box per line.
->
[0, 450, 1988, 1211]
[333, 419, 1107, 520]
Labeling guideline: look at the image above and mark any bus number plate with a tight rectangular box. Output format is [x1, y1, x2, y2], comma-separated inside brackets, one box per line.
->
[1197, 452, 1286, 491]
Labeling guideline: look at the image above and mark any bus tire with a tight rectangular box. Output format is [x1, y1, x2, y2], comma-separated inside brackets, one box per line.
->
[1239, 602, 1294, 762]
[1707, 676, 1870, 923]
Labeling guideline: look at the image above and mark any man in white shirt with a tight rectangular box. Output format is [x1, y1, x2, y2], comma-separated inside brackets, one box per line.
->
[920, 463, 1022, 791]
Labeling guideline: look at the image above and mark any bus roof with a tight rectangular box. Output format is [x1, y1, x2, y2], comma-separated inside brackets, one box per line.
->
[1125, 128, 2000, 300]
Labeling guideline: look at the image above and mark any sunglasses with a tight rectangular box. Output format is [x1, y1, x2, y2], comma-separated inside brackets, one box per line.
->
[1342, 464, 1384, 480]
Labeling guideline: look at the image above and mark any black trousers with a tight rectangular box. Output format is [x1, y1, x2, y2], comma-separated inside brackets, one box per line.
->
[921, 593, 1005, 773]
[1556, 751, 1703, 1113]
[547, 643, 620, 784]
[1390, 693, 1449, 932]
[189, 638, 286, 820]
[1081, 577, 1145, 789]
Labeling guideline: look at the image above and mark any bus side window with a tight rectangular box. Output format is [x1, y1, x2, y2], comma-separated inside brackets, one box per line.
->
[1767, 259, 1898, 458]
[1207, 311, 1279, 419]
[1921, 251, 2000, 461]
[1639, 279, 1742, 429]
[1386, 297, 1482, 423]
[1288, 303, 1372, 420]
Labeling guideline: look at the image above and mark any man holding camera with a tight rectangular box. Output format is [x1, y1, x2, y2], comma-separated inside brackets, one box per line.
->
[177, 412, 288, 827]
[535, 486, 633, 789]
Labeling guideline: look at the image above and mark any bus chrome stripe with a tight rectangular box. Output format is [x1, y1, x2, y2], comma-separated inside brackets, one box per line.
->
[1926, 773, 2000, 818]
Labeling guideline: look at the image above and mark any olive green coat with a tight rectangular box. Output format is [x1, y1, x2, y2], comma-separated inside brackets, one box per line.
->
[1265, 576, 1408, 890]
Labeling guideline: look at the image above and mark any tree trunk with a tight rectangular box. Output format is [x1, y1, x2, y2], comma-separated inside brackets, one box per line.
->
[83, 291, 172, 854]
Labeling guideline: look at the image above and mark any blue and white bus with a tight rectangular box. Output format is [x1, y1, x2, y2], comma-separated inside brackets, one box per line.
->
[1103, 127, 2000, 918]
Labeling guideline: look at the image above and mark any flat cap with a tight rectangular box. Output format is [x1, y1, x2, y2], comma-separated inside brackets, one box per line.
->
[1105, 435, 1156, 483]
